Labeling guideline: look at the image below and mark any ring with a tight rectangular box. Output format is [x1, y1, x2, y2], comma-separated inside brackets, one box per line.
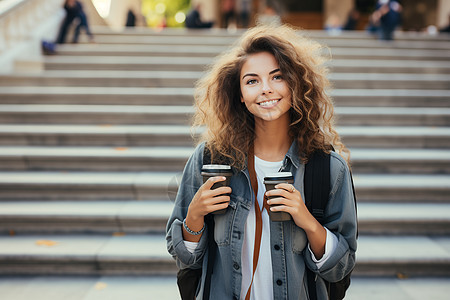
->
[291, 186, 295, 193]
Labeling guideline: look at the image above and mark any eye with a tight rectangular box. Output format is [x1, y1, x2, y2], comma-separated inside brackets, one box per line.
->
[273, 74, 283, 80]
[246, 79, 257, 85]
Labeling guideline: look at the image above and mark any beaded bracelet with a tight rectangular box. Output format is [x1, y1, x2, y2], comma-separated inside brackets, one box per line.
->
[183, 218, 205, 236]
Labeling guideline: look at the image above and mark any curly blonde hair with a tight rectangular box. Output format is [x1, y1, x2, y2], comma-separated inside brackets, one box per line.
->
[193, 24, 349, 169]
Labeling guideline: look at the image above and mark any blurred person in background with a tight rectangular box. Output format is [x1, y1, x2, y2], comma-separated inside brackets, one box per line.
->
[237, 0, 251, 28]
[185, 3, 214, 29]
[56, 0, 94, 44]
[343, 9, 360, 31]
[221, 0, 236, 28]
[370, 0, 402, 40]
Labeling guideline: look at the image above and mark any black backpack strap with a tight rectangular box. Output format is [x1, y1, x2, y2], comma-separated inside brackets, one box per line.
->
[202, 144, 215, 299]
[304, 151, 330, 223]
[304, 150, 331, 300]
[203, 215, 215, 299]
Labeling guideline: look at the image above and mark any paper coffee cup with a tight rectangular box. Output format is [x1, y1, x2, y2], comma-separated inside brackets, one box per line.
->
[264, 172, 294, 221]
[201, 164, 232, 214]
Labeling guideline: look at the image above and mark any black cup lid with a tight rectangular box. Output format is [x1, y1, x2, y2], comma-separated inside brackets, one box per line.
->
[264, 172, 293, 181]
[202, 164, 232, 173]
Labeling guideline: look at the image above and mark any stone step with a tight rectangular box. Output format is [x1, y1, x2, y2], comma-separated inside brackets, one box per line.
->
[1, 201, 449, 236]
[0, 172, 447, 202]
[0, 200, 172, 234]
[0, 105, 194, 125]
[0, 275, 181, 300]
[0, 124, 448, 148]
[55, 43, 450, 61]
[346, 277, 450, 300]
[0, 146, 191, 172]
[334, 107, 450, 126]
[0, 171, 178, 201]
[0, 234, 176, 276]
[0, 147, 448, 174]
[88, 26, 450, 42]
[350, 148, 450, 174]
[42, 56, 450, 74]
[355, 235, 450, 277]
[0, 86, 447, 107]
[0, 71, 202, 88]
[0, 275, 449, 300]
[76, 33, 450, 50]
[0, 105, 448, 126]
[329, 59, 450, 74]
[0, 234, 449, 276]
[0, 86, 194, 105]
[357, 202, 450, 235]
[329, 47, 450, 61]
[1, 72, 448, 89]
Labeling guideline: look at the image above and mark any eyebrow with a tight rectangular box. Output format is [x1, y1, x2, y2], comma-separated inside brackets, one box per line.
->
[242, 68, 281, 80]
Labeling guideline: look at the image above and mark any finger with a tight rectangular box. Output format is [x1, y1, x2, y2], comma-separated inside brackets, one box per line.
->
[210, 186, 232, 196]
[206, 196, 230, 213]
[209, 201, 231, 213]
[266, 196, 290, 206]
[275, 183, 297, 193]
[207, 195, 230, 206]
[266, 188, 292, 199]
[202, 176, 227, 190]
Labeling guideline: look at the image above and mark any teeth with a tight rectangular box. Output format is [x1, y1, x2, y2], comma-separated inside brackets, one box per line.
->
[259, 100, 278, 107]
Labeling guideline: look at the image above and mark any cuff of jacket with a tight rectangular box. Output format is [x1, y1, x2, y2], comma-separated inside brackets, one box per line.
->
[172, 218, 209, 269]
[305, 233, 355, 282]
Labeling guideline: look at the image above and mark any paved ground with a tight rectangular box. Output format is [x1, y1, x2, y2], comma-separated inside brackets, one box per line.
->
[0, 276, 449, 299]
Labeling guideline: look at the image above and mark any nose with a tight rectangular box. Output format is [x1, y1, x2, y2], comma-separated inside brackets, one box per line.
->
[261, 80, 273, 94]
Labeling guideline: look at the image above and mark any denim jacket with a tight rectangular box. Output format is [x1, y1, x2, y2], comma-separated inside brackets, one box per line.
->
[166, 141, 357, 300]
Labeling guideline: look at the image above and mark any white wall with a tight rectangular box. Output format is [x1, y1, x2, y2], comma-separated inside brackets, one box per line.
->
[437, 0, 450, 27]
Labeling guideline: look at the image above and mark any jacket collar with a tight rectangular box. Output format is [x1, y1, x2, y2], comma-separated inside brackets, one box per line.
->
[284, 140, 302, 169]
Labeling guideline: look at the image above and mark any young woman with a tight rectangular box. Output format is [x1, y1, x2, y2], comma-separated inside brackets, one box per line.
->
[166, 24, 357, 300]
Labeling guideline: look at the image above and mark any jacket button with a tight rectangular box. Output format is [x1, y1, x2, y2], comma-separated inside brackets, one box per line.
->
[233, 262, 240, 270]
[276, 279, 282, 286]
[274, 244, 280, 250]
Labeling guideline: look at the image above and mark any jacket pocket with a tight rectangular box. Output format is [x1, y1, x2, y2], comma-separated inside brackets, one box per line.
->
[213, 195, 238, 246]
[291, 222, 307, 254]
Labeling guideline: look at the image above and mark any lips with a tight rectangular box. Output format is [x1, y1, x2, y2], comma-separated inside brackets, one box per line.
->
[258, 99, 280, 108]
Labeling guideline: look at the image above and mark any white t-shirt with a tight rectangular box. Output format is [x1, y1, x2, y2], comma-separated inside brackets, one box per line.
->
[240, 156, 281, 300]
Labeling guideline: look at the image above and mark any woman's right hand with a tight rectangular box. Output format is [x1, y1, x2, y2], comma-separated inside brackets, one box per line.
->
[183, 176, 231, 242]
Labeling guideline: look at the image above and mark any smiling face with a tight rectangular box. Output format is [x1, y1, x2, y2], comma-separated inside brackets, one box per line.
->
[240, 51, 292, 125]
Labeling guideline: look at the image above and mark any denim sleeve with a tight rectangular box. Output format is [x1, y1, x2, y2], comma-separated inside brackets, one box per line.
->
[166, 143, 209, 269]
[304, 152, 358, 282]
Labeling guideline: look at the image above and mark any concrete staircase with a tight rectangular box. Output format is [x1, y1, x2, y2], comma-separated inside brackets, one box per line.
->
[0, 28, 449, 299]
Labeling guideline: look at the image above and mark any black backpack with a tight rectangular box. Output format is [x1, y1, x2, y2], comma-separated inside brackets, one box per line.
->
[176, 149, 357, 300]
[304, 151, 357, 300]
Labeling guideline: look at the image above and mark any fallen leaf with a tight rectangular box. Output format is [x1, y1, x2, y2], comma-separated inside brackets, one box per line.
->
[113, 232, 126, 237]
[95, 282, 108, 290]
[114, 147, 128, 151]
[9, 230, 15, 236]
[396, 272, 408, 279]
[36, 240, 59, 247]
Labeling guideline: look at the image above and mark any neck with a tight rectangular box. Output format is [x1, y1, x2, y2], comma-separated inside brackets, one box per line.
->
[253, 118, 292, 162]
